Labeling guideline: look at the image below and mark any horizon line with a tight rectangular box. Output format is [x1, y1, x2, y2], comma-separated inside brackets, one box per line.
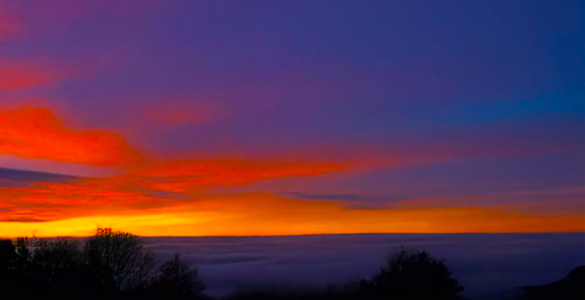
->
[2, 231, 585, 240]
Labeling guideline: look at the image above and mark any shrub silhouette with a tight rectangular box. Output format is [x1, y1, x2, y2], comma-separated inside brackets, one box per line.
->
[228, 248, 466, 300]
[367, 247, 465, 300]
[146, 254, 206, 300]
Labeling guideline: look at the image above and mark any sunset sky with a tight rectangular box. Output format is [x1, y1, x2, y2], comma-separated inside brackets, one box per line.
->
[0, 0, 583, 237]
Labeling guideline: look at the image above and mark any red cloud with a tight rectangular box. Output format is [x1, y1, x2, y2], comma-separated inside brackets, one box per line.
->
[0, 157, 345, 223]
[0, 108, 143, 166]
[126, 159, 345, 192]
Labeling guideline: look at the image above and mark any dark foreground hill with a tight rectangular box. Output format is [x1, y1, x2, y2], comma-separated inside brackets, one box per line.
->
[502, 266, 585, 300]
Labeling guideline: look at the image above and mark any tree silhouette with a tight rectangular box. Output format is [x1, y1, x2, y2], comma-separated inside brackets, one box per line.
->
[0, 228, 206, 300]
[369, 247, 465, 300]
[0, 237, 88, 299]
[147, 254, 206, 299]
[85, 228, 156, 295]
[227, 248, 466, 300]
[0, 239, 17, 292]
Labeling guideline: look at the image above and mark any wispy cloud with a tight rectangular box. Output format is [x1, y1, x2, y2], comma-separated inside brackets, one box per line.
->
[0, 65, 53, 90]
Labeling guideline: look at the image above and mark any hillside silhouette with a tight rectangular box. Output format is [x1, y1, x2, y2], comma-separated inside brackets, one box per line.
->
[502, 266, 585, 300]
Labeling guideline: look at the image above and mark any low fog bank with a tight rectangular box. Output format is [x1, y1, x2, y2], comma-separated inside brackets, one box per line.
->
[144, 233, 585, 299]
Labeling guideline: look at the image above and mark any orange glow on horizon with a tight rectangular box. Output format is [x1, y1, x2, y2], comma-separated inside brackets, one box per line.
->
[0, 106, 583, 238]
[2, 198, 584, 238]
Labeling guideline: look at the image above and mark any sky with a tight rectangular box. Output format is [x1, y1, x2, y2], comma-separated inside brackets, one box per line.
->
[0, 0, 583, 237]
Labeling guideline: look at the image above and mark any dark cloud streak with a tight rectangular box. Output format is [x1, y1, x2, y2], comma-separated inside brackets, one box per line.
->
[0, 167, 80, 186]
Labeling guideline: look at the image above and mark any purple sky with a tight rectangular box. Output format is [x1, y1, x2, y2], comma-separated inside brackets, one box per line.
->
[0, 0, 583, 236]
